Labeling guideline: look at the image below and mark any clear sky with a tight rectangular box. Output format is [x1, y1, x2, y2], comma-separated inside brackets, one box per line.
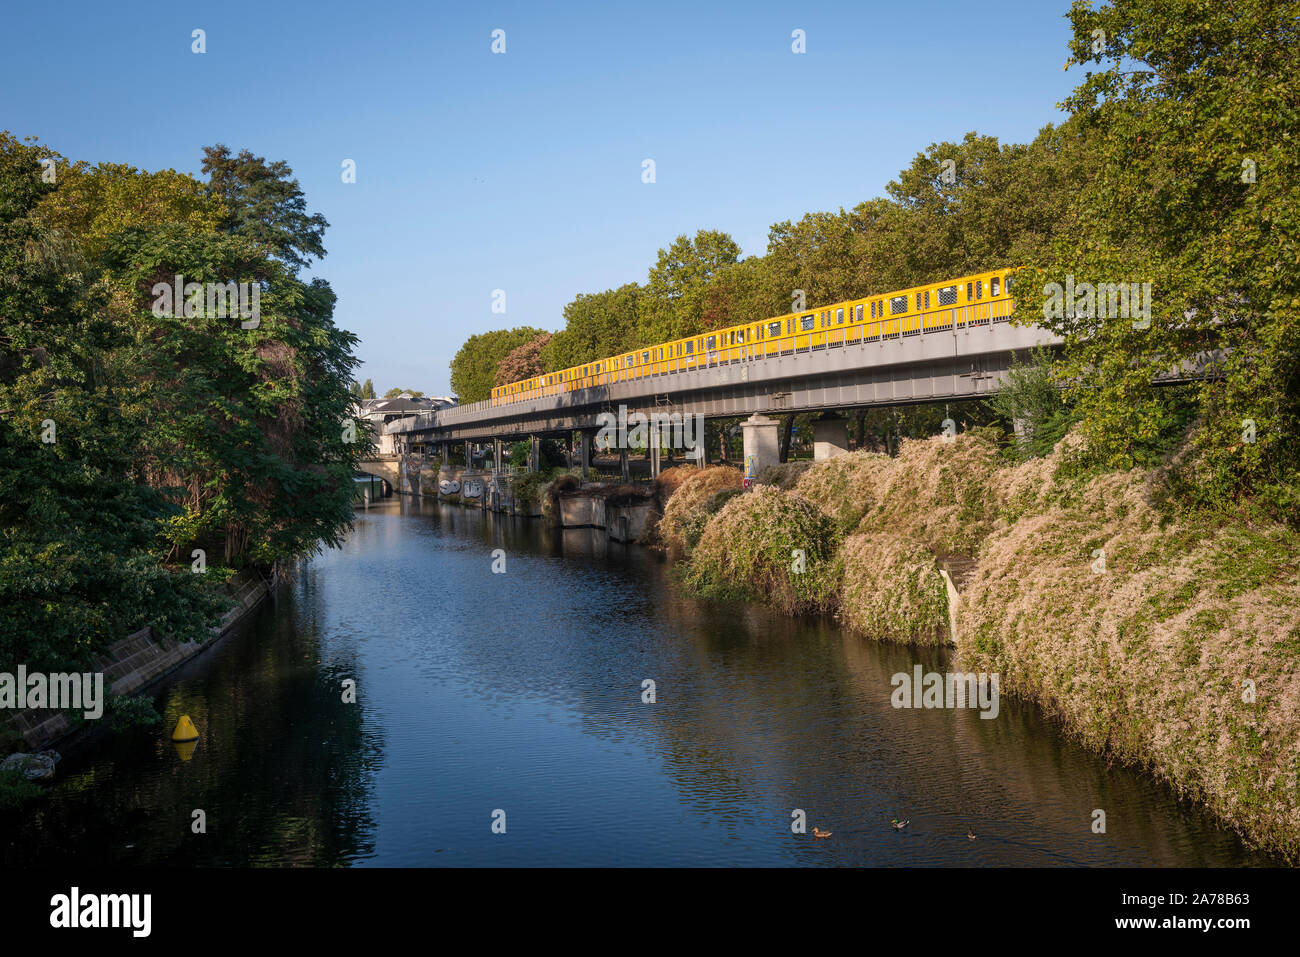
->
[2, 0, 1081, 396]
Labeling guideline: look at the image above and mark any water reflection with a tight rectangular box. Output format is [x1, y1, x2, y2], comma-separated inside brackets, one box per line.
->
[0, 497, 1273, 866]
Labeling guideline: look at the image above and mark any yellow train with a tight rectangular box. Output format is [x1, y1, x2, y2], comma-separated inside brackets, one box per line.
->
[490, 268, 1016, 405]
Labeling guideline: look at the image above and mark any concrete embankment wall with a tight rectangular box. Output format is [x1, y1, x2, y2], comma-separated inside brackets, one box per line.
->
[395, 457, 654, 537]
[3, 569, 270, 751]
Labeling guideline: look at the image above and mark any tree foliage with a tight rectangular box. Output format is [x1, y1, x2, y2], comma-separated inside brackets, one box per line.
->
[0, 131, 364, 671]
[202, 145, 328, 271]
[450, 326, 547, 402]
[1012, 0, 1300, 520]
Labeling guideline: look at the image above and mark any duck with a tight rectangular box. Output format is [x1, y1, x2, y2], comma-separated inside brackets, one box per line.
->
[891, 818, 909, 830]
[812, 827, 832, 839]
[967, 829, 977, 841]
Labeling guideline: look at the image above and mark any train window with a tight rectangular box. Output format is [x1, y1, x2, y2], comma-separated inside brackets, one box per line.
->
[642, 351, 649, 363]
[736, 329, 745, 343]
[836, 308, 844, 324]
[855, 305, 863, 322]
[976, 280, 983, 299]
[890, 296, 908, 315]
[967, 282, 973, 300]
[991, 277, 1000, 296]
[706, 335, 717, 350]
[925, 291, 931, 309]
[800, 314, 815, 331]
[626, 355, 633, 366]
[684, 340, 694, 354]
[583, 367, 588, 376]
[938, 285, 957, 306]
[768, 321, 782, 336]
[915, 293, 923, 311]
[1005, 276, 1014, 291]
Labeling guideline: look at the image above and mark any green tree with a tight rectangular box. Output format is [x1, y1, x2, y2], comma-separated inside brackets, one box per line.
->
[202, 145, 327, 271]
[0, 136, 222, 670]
[1018, 0, 1300, 519]
[450, 326, 547, 402]
[639, 230, 742, 342]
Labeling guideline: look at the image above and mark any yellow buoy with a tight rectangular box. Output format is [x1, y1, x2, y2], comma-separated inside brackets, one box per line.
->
[171, 714, 200, 743]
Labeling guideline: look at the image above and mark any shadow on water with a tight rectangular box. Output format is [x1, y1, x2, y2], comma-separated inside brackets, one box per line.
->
[0, 496, 1276, 866]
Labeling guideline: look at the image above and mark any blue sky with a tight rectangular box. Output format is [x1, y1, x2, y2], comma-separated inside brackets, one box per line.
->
[2, 0, 1081, 395]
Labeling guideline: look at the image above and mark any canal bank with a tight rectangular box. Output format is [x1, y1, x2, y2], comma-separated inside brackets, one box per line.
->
[2, 568, 271, 754]
[662, 431, 1300, 864]
[0, 497, 1276, 866]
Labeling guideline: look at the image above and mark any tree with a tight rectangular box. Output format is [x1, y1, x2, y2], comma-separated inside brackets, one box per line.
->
[639, 230, 742, 342]
[383, 387, 424, 398]
[496, 332, 552, 386]
[450, 327, 548, 402]
[543, 283, 644, 369]
[37, 159, 225, 265]
[360, 378, 375, 399]
[0, 135, 222, 670]
[202, 145, 328, 271]
[1019, 0, 1300, 519]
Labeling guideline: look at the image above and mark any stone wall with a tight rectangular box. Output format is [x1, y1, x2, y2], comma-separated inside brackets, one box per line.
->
[3, 568, 270, 751]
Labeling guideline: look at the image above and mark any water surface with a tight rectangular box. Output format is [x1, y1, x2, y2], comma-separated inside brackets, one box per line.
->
[0, 498, 1272, 866]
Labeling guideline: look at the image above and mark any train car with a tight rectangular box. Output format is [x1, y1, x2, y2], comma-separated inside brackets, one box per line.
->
[489, 268, 1016, 407]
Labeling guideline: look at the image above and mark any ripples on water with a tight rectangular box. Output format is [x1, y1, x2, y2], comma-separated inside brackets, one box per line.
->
[0, 498, 1272, 867]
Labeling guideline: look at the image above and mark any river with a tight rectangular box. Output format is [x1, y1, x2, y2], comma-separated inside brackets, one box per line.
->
[0, 497, 1272, 866]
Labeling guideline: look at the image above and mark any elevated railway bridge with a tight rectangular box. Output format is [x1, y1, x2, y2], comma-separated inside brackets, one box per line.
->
[389, 312, 1066, 480]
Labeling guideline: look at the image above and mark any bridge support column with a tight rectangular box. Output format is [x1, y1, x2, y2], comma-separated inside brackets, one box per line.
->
[619, 449, 629, 482]
[493, 437, 502, 475]
[741, 413, 780, 487]
[649, 422, 661, 479]
[813, 415, 848, 461]
[579, 429, 593, 482]
[1013, 416, 1032, 457]
[529, 435, 540, 473]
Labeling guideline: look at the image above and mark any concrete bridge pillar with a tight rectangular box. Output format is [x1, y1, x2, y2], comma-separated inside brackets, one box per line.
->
[619, 449, 630, 482]
[649, 422, 662, 479]
[813, 415, 848, 461]
[579, 429, 593, 482]
[741, 413, 780, 487]
[529, 434, 540, 473]
[493, 437, 503, 475]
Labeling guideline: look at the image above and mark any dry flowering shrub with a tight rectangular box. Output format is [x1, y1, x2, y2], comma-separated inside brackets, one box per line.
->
[684, 485, 841, 615]
[856, 433, 1002, 557]
[657, 466, 743, 552]
[654, 464, 698, 505]
[792, 450, 893, 532]
[838, 532, 949, 644]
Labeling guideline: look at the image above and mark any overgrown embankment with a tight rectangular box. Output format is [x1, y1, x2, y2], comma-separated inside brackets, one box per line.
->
[659, 431, 1300, 862]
